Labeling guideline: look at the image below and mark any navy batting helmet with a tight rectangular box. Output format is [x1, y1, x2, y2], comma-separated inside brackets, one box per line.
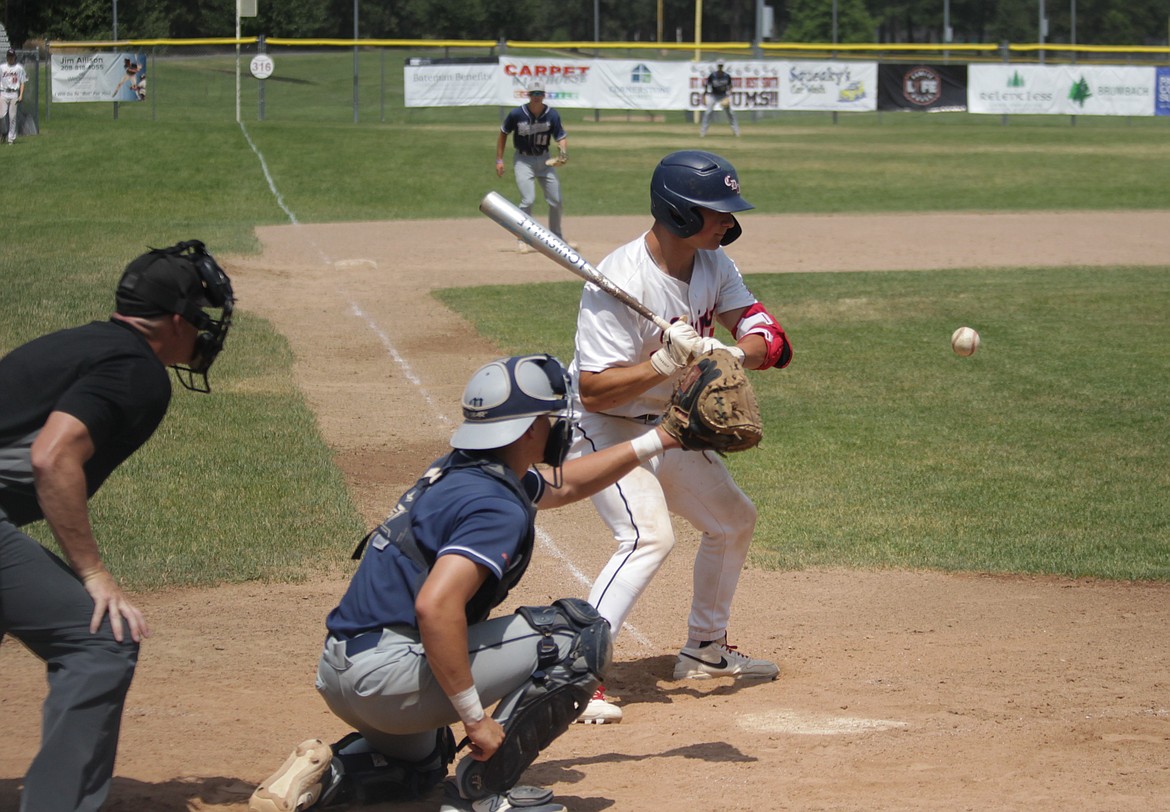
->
[650, 150, 753, 245]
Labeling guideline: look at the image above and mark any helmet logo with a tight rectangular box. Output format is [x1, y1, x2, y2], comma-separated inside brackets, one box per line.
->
[724, 175, 740, 193]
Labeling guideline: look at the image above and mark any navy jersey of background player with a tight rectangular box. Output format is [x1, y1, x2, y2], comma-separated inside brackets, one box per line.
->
[501, 104, 566, 157]
[706, 67, 733, 97]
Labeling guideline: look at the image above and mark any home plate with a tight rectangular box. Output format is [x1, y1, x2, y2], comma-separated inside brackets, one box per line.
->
[739, 710, 908, 736]
[333, 258, 378, 270]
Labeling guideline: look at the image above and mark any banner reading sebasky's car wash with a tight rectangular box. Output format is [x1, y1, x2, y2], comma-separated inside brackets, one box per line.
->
[51, 52, 147, 103]
[781, 61, 878, 111]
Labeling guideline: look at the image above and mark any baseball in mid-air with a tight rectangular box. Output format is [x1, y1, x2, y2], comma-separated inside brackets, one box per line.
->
[951, 326, 981, 357]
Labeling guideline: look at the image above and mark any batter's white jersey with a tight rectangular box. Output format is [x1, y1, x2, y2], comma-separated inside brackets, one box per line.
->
[569, 232, 756, 418]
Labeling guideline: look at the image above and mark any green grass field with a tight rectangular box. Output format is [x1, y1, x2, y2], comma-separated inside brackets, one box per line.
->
[6, 51, 1169, 587]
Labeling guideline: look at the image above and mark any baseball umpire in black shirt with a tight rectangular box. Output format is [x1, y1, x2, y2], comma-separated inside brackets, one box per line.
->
[0, 240, 234, 812]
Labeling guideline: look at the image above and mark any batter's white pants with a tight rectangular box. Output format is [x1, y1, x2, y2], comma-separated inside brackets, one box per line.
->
[1, 96, 19, 143]
[512, 153, 564, 238]
[570, 413, 757, 644]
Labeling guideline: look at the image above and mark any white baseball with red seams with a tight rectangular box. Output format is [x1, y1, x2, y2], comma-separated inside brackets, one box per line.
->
[951, 326, 981, 357]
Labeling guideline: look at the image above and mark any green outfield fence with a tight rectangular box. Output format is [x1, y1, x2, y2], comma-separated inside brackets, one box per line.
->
[22, 37, 1170, 128]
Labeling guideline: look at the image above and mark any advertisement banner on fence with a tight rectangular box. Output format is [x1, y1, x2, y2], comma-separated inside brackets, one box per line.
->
[588, 60, 690, 111]
[969, 65, 1154, 116]
[781, 61, 878, 111]
[51, 52, 147, 103]
[1157, 67, 1170, 116]
[403, 58, 499, 108]
[687, 61, 780, 112]
[498, 57, 594, 108]
[878, 64, 968, 111]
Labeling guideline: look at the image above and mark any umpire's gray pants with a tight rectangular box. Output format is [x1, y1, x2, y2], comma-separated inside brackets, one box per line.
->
[513, 153, 564, 238]
[316, 614, 576, 763]
[0, 514, 139, 812]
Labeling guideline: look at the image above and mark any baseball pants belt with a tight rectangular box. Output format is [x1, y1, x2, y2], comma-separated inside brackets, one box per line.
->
[331, 627, 415, 659]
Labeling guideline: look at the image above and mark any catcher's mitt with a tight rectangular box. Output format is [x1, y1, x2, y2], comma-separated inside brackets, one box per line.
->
[661, 348, 762, 454]
[545, 151, 568, 168]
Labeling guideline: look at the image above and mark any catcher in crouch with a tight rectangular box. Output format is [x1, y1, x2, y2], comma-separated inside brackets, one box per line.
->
[251, 355, 680, 812]
[567, 149, 792, 724]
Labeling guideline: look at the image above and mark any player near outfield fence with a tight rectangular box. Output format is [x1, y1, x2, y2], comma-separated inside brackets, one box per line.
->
[568, 150, 792, 723]
[699, 61, 740, 138]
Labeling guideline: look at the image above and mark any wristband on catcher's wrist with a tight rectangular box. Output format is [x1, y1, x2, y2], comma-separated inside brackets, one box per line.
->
[630, 430, 665, 463]
[450, 685, 485, 725]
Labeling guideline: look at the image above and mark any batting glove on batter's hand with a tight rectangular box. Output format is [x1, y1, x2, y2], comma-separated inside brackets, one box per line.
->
[697, 337, 746, 364]
[651, 320, 703, 377]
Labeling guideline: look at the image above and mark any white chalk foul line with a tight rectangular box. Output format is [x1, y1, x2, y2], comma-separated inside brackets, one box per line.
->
[242, 127, 648, 647]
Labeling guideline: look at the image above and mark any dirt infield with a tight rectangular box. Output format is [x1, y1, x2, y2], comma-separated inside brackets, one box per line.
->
[3, 212, 1170, 811]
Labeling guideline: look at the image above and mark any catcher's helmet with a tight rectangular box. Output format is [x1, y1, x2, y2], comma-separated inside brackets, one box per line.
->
[650, 150, 753, 245]
[451, 355, 577, 470]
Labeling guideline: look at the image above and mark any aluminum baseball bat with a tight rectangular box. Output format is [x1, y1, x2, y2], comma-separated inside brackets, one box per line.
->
[479, 191, 672, 331]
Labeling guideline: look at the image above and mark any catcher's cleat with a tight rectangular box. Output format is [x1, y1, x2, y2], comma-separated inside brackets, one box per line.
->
[673, 640, 779, 681]
[250, 738, 334, 812]
[575, 685, 623, 724]
[439, 779, 566, 812]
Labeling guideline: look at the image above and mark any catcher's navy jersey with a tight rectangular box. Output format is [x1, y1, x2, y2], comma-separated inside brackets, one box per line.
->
[500, 105, 566, 156]
[326, 460, 545, 638]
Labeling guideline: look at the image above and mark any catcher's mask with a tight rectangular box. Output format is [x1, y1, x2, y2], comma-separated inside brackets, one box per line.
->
[451, 355, 577, 485]
[650, 150, 753, 245]
[115, 240, 235, 393]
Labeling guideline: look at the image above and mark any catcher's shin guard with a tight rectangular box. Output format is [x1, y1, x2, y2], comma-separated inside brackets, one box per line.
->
[457, 599, 612, 800]
[318, 728, 456, 807]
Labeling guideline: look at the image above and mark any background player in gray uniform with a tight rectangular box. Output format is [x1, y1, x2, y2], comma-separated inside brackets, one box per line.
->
[699, 61, 739, 138]
[496, 81, 576, 252]
[1, 48, 28, 145]
[0, 241, 234, 812]
[251, 355, 678, 812]
[568, 151, 792, 721]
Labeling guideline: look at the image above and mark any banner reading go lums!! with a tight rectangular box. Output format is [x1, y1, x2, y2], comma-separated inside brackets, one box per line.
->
[51, 52, 148, 103]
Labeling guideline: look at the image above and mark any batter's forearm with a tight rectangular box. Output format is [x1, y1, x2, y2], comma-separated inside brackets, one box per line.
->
[578, 364, 665, 414]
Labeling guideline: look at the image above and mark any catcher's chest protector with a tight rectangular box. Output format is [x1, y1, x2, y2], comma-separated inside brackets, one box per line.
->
[351, 452, 537, 624]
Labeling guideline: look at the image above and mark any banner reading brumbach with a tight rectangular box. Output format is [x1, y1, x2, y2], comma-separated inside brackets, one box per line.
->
[878, 64, 968, 111]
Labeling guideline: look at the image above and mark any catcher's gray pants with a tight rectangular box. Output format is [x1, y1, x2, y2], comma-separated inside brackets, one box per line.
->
[512, 153, 564, 238]
[700, 95, 739, 136]
[316, 614, 577, 763]
[0, 513, 139, 812]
